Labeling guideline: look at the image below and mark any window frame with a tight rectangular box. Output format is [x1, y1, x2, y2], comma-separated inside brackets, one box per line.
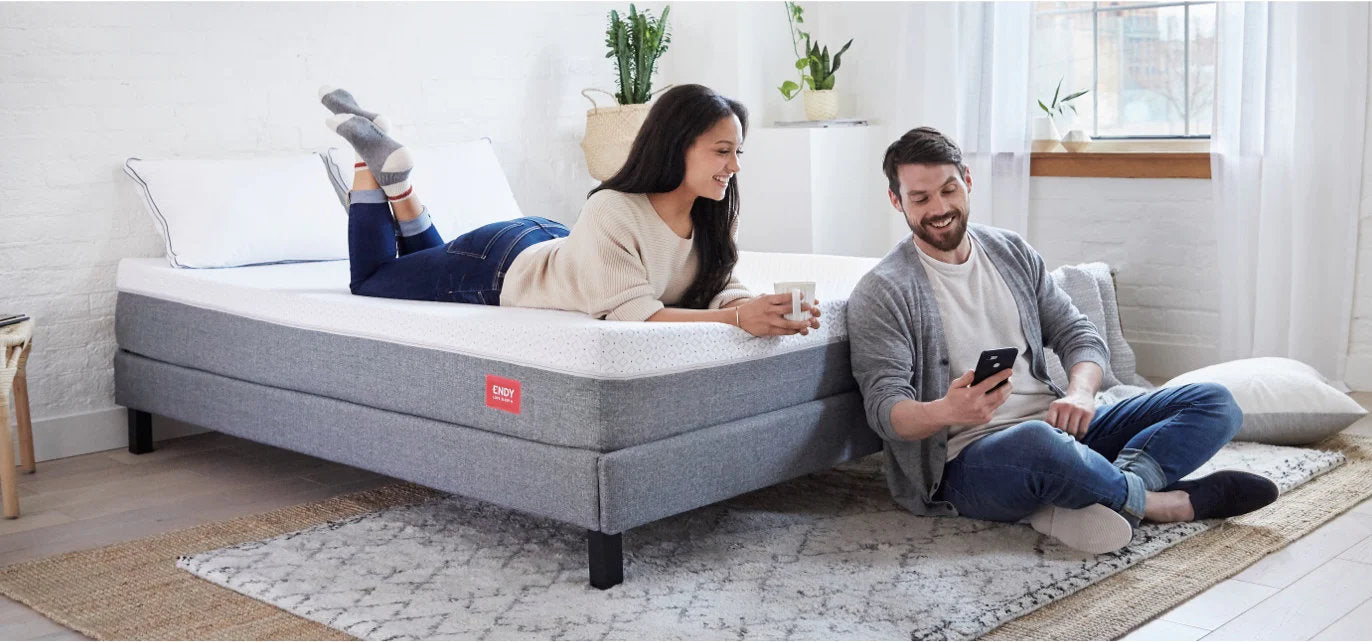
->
[1034, 0, 1216, 140]
[1032, 1, 1216, 178]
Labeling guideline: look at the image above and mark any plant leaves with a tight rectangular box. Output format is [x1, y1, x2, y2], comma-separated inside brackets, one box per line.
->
[635, 10, 650, 101]
[643, 8, 669, 99]
[1038, 99, 1050, 115]
[616, 24, 631, 103]
[831, 38, 852, 75]
[1052, 78, 1061, 108]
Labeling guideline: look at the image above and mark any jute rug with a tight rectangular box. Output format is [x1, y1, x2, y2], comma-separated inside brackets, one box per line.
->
[1, 434, 1369, 641]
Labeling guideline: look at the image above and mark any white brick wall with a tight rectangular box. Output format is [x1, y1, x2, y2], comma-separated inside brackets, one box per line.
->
[0, 2, 633, 431]
[1030, 177, 1220, 380]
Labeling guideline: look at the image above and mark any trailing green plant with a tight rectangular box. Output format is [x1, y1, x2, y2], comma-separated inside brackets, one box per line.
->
[604, 4, 672, 105]
[778, 1, 853, 100]
[1038, 77, 1088, 120]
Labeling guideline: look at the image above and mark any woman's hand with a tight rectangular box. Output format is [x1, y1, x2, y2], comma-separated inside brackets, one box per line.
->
[734, 294, 822, 337]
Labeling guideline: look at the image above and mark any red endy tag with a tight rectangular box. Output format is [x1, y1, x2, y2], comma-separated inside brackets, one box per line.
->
[485, 375, 522, 414]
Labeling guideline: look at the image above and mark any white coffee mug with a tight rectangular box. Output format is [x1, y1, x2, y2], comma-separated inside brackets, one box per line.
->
[774, 281, 817, 322]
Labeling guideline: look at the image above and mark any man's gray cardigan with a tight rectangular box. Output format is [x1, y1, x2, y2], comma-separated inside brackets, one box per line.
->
[846, 224, 1111, 516]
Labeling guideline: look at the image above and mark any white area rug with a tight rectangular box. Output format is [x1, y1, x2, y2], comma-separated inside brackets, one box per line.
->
[180, 442, 1343, 640]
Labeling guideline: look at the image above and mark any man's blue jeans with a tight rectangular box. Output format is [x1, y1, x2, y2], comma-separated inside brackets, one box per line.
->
[347, 189, 568, 304]
[937, 382, 1243, 525]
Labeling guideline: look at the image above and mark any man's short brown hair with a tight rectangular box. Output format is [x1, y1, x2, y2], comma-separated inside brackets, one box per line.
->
[882, 127, 966, 197]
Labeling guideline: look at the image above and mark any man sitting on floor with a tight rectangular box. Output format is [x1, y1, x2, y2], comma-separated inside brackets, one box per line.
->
[846, 127, 1279, 552]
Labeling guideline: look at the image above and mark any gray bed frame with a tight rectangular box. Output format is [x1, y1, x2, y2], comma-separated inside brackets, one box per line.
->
[115, 295, 881, 589]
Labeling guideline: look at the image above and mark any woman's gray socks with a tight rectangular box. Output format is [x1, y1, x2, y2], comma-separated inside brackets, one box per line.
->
[326, 113, 414, 202]
[318, 86, 390, 128]
[318, 85, 394, 168]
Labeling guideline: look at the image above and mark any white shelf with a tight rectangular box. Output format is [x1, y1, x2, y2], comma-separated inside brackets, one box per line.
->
[771, 119, 871, 128]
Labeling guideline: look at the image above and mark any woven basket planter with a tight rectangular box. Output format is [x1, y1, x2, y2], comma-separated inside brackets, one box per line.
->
[803, 89, 839, 121]
[580, 88, 669, 182]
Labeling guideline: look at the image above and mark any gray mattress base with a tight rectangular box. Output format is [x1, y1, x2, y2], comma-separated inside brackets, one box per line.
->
[115, 351, 881, 534]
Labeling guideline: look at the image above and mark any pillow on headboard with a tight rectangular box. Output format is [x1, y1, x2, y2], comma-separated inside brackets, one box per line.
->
[124, 152, 347, 268]
[324, 139, 527, 236]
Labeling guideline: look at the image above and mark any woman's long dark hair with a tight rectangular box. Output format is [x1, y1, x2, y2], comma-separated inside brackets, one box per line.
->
[589, 84, 748, 310]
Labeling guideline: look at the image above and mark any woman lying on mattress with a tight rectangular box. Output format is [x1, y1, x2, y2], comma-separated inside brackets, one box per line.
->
[321, 83, 820, 338]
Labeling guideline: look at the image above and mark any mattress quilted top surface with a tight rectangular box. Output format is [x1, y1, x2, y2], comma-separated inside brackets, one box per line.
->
[116, 251, 881, 379]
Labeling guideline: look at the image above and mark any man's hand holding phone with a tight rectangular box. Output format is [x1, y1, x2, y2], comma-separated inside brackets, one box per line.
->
[934, 368, 1014, 426]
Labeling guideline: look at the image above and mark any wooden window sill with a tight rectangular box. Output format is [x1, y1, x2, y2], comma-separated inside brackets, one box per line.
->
[1030, 148, 1211, 179]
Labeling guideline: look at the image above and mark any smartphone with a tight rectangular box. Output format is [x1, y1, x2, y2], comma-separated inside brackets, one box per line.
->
[970, 347, 1018, 391]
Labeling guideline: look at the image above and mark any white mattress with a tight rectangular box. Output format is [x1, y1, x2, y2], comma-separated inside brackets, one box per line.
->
[116, 251, 881, 379]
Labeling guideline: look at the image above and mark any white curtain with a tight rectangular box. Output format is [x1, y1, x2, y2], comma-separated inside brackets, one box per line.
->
[1211, 2, 1370, 385]
[899, 2, 1034, 238]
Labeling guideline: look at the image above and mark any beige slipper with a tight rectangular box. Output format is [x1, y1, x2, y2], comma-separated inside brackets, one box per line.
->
[1028, 503, 1134, 554]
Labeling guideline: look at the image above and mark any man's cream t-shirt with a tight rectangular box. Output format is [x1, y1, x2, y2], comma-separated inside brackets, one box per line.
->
[915, 236, 1057, 460]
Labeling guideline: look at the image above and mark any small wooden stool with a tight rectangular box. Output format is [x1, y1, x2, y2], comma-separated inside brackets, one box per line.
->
[1, 319, 35, 519]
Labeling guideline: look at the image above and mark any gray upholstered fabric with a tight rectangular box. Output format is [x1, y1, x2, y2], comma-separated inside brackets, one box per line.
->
[116, 293, 856, 452]
[115, 351, 604, 530]
[597, 393, 877, 533]
[1044, 262, 1154, 392]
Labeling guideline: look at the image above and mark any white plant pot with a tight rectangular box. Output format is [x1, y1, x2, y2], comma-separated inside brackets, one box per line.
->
[1054, 113, 1076, 135]
[803, 89, 839, 121]
[1031, 116, 1063, 152]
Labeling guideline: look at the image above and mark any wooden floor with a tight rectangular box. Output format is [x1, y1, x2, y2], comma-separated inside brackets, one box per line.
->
[2, 394, 1372, 641]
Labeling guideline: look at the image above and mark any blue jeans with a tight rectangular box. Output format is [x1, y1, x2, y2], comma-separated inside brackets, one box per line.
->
[347, 190, 569, 305]
[937, 382, 1243, 525]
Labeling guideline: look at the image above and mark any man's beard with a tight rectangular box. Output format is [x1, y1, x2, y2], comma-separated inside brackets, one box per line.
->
[909, 208, 968, 252]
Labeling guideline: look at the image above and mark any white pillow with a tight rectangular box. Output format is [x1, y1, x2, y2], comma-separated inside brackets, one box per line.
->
[124, 153, 347, 268]
[1162, 357, 1367, 445]
[324, 139, 526, 237]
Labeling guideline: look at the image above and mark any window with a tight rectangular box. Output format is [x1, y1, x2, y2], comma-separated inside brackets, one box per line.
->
[1033, 1, 1217, 139]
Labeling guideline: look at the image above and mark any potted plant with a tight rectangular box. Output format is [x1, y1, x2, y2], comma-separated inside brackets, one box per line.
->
[1034, 78, 1088, 152]
[581, 4, 672, 180]
[777, 1, 852, 121]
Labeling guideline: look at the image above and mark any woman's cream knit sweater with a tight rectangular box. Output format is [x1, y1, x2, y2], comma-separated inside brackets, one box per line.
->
[499, 189, 751, 321]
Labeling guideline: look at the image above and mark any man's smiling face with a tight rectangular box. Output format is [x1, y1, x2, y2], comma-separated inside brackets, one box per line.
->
[889, 162, 973, 253]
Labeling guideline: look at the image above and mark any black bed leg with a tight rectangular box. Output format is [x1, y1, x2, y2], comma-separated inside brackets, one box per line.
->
[127, 409, 153, 454]
[588, 530, 623, 589]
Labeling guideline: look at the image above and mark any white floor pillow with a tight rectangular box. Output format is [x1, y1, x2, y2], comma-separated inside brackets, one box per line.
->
[1163, 357, 1366, 445]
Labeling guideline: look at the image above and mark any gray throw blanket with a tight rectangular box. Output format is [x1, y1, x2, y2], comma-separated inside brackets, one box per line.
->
[1044, 262, 1156, 405]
